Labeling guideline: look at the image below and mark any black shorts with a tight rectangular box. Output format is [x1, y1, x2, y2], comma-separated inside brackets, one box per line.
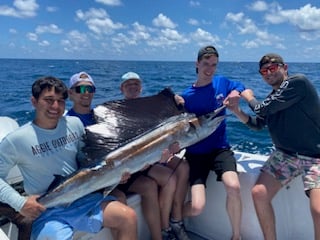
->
[186, 148, 237, 187]
[116, 166, 151, 193]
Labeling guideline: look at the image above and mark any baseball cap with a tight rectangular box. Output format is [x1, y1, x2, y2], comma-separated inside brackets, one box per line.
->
[121, 72, 142, 86]
[197, 45, 219, 60]
[259, 53, 284, 69]
[69, 72, 95, 88]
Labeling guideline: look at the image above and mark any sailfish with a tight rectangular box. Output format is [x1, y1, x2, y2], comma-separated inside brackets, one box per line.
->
[38, 88, 226, 208]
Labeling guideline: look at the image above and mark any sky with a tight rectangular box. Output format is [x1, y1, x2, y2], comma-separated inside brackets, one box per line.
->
[1, 0, 320, 62]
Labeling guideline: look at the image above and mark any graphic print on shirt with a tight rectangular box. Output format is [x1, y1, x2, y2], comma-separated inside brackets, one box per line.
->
[215, 93, 225, 107]
[254, 80, 290, 113]
[31, 131, 81, 156]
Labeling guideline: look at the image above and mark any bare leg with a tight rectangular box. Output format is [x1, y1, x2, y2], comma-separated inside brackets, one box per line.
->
[222, 171, 242, 240]
[108, 188, 127, 239]
[183, 184, 206, 217]
[148, 164, 177, 229]
[129, 175, 162, 240]
[167, 157, 189, 221]
[102, 200, 137, 240]
[309, 188, 320, 240]
[251, 172, 282, 240]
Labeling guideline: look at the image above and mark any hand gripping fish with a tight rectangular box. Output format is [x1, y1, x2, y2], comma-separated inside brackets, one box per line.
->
[38, 93, 226, 208]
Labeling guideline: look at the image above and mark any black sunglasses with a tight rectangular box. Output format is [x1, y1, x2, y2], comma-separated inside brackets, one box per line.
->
[72, 85, 96, 94]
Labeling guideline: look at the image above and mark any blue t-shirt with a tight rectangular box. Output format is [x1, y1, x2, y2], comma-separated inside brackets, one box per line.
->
[66, 108, 96, 127]
[182, 75, 245, 154]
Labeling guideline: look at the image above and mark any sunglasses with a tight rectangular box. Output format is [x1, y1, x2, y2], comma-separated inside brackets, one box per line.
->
[72, 85, 96, 94]
[259, 63, 283, 76]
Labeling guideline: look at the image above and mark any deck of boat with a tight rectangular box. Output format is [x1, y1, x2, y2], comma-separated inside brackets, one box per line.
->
[0, 151, 314, 240]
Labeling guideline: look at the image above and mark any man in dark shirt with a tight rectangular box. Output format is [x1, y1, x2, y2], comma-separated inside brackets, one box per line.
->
[228, 53, 320, 240]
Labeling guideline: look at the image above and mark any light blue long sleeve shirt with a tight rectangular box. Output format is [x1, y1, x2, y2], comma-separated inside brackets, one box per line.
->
[0, 116, 84, 211]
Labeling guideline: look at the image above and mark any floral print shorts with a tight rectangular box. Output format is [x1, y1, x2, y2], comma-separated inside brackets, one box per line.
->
[261, 149, 320, 191]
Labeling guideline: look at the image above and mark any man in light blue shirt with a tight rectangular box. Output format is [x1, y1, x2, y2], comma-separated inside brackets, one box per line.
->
[0, 76, 137, 240]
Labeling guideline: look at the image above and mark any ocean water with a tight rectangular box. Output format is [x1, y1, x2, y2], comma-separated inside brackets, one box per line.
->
[1, 59, 319, 155]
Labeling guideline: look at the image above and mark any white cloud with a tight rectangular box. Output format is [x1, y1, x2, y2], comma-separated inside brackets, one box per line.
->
[61, 30, 91, 53]
[147, 28, 188, 47]
[225, 11, 284, 49]
[46, 6, 58, 12]
[152, 13, 177, 29]
[35, 24, 63, 34]
[76, 8, 125, 35]
[95, 0, 122, 6]
[27, 32, 38, 41]
[160, 29, 186, 42]
[249, 1, 268, 12]
[76, 8, 110, 21]
[239, 18, 258, 34]
[190, 28, 220, 47]
[300, 31, 320, 41]
[278, 4, 320, 31]
[263, 3, 320, 40]
[9, 28, 17, 34]
[189, 1, 200, 7]
[263, 3, 320, 32]
[111, 22, 151, 50]
[225, 12, 244, 22]
[188, 18, 199, 26]
[130, 22, 151, 41]
[0, 0, 39, 18]
[226, 13, 257, 34]
[242, 40, 259, 48]
[264, 13, 286, 24]
[112, 33, 137, 48]
[38, 40, 50, 47]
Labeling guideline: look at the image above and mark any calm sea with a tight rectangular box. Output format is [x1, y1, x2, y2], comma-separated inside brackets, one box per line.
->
[1, 59, 319, 155]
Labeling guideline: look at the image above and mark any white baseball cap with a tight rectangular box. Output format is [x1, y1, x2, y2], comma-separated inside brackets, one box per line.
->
[69, 72, 95, 88]
[121, 72, 141, 86]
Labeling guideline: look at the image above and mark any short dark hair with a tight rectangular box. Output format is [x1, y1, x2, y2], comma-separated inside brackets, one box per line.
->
[32, 76, 68, 100]
[259, 53, 284, 69]
[197, 45, 219, 61]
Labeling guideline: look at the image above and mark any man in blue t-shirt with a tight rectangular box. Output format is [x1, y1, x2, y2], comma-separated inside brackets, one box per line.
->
[181, 45, 245, 240]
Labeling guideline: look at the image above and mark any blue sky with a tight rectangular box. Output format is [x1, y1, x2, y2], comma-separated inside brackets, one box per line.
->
[1, 0, 320, 62]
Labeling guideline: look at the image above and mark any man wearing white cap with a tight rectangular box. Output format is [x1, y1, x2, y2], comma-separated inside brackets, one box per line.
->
[119, 72, 190, 240]
[120, 72, 142, 99]
[67, 71, 137, 239]
[67, 72, 97, 126]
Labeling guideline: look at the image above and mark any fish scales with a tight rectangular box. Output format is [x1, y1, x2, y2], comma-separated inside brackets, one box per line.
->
[38, 110, 225, 208]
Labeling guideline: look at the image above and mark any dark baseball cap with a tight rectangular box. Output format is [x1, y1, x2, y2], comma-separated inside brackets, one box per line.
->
[259, 53, 284, 69]
[197, 45, 219, 60]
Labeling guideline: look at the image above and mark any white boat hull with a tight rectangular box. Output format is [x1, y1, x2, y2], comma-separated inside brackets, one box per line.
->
[0, 118, 314, 239]
[1, 151, 314, 240]
[185, 151, 313, 240]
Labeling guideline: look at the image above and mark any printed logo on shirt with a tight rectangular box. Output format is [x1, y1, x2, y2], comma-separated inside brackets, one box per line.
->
[255, 80, 289, 113]
[216, 93, 225, 107]
[31, 131, 81, 156]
